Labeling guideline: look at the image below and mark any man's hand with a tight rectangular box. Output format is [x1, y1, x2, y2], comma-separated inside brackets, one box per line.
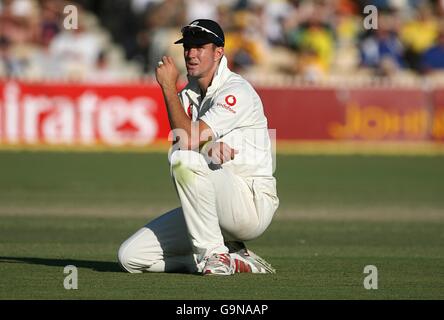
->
[205, 142, 239, 164]
[155, 55, 214, 151]
[155, 56, 180, 89]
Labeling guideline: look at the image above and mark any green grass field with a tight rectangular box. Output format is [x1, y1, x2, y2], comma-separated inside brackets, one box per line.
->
[0, 151, 443, 299]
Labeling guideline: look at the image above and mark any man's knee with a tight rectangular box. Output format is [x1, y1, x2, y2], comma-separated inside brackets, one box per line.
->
[117, 242, 141, 273]
[117, 228, 165, 273]
[170, 150, 207, 182]
[170, 150, 203, 169]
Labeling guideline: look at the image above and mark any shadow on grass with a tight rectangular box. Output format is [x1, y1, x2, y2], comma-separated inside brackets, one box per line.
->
[0, 256, 122, 272]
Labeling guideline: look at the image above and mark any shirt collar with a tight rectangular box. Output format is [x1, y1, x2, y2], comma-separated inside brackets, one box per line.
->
[185, 55, 230, 104]
[206, 55, 229, 97]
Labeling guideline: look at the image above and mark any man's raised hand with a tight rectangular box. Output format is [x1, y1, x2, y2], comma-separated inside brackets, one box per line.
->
[155, 56, 180, 90]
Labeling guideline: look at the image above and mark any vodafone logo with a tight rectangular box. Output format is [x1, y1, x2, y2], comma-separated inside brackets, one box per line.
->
[217, 95, 237, 114]
[225, 95, 236, 106]
[187, 104, 193, 118]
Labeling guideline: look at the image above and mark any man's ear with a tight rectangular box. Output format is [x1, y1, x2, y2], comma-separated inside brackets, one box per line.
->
[215, 47, 224, 61]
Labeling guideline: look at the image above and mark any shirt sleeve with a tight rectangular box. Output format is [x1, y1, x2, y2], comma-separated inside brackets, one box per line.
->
[199, 84, 255, 140]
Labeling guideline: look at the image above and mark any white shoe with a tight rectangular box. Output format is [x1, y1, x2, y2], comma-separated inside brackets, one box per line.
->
[226, 241, 276, 274]
[202, 253, 235, 276]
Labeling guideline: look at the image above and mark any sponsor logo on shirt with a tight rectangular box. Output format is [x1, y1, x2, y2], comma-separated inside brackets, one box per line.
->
[225, 95, 237, 106]
[217, 95, 237, 113]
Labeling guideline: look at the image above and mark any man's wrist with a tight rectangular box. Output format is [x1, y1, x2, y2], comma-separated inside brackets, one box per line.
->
[161, 83, 177, 93]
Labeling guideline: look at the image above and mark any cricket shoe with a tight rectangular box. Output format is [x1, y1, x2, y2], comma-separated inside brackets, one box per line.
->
[202, 253, 235, 276]
[226, 241, 276, 274]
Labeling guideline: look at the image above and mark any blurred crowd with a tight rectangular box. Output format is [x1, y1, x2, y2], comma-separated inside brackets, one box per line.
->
[0, 0, 139, 82]
[1, 0, 444, 83]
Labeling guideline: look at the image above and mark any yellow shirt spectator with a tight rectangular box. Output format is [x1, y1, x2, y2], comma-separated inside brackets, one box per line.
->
[300, 26, 334, 71]
[400, 18, 438, 53]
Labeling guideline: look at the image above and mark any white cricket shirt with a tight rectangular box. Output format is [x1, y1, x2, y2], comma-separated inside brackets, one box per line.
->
[178, 56, 276, 185]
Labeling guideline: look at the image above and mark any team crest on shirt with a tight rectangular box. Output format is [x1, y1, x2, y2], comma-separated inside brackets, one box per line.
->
[217, 95, 237, 113]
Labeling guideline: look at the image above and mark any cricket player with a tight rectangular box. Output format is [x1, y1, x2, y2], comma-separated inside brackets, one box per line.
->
[118, 19, 279, 275]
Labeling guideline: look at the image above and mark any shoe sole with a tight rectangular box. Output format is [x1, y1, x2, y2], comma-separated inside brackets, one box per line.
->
[246, 249, 276, 274]
[202, 258, 235, 276]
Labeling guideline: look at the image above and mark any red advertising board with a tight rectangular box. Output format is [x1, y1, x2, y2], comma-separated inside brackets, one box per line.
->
[0, 81, 170, 146]
[258, 88, 343, 140]
[329, 88, 432, 141]
[0, 81, 443, 147]
[432, 88, 444, 141]
[258, 87, 439, 141]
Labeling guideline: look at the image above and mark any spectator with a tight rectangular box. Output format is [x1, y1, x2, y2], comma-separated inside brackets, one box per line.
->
[142, 0, 186, 74]
[295, 46, 326, 82]
[1, 0, 444, 83]
[260, 0, 294, 46]
[400, 3, 439, 71]
[0, 0, 40, 45]
[420, 29, 444, 73]
[298, 18, 335, 73]
[38, 0, 63, 47]
[89, 0, 141, 64]
[283, 0, 336, 76]
[224, 10, 266, 73]
[359, 14, 405, 76]
[48, 6, 104, 79]
[0, 36, 23, 77]
[85, 49, 122, 83]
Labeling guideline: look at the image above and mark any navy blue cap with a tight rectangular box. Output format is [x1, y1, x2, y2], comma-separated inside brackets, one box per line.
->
[174, 19, 225, 47]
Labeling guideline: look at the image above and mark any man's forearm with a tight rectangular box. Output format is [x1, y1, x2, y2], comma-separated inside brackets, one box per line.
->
[155, 56, 215, 150]
[161, 85, 190, 133]
[161, 85, 200, 150]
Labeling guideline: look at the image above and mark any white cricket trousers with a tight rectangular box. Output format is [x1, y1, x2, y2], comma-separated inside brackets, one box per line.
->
[118, 150, 279, 273]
